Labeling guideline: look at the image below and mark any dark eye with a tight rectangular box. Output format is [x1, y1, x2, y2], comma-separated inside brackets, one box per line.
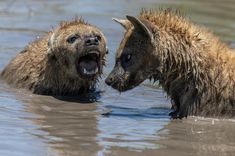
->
[67, 35, 78, 44]
[96, 35, 102, 41]
[124, 54, 132, 62]
[121, 54, 132, 69]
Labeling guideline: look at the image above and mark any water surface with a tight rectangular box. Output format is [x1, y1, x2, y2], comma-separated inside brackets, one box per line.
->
[0, 0, 235, 156]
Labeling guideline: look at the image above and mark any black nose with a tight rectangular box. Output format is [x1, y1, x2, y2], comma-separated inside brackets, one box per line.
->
[85, 37, 99, 46]
[105, 76, 113, 86]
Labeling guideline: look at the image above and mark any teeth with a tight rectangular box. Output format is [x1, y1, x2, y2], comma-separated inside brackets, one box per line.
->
[83, 68, 87, 74]
[95, 68, 98, 73]
[83, 67, 98, 75]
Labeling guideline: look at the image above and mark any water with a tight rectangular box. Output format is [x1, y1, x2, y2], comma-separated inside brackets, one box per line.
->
[0, 0, 235, 156]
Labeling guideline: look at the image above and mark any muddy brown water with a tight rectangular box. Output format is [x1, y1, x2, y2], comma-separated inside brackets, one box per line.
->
[0, 0, 235, 156]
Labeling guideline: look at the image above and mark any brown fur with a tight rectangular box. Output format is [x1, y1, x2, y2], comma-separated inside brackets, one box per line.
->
[1, 18, 107, 96]
[106, 9, 235, 118]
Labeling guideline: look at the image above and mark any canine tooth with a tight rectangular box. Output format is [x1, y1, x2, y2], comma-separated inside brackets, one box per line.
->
[85, 70, 91, 75]
[84, 68, 87, 74]
[83, 68, 98, 75]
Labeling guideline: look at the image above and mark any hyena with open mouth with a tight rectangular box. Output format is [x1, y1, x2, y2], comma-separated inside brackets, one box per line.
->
[105, 9, 235, 119]
[1, 18, 108, 96]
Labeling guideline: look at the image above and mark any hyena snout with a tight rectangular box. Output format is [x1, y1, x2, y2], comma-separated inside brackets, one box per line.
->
[85, 36, 99, 46]
[105, 68, 121, 86]
[105, 64, 125, 87]
[105, 73, 115, 86]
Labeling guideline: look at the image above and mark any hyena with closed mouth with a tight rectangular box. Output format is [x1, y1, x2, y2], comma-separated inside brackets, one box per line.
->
[105, 9, 235, 119]
[1, 18, 108, 96]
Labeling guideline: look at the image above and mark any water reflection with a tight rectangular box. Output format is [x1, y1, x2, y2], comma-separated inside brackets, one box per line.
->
[0, 82, 173, 155]
[0, 83, 53, 156]
[1, 78, 235, 156]
[97, 107, 169, 151]
[23, 86, 171, 155]
[155, 118, 235, 156]
[22, 93, 101, 156]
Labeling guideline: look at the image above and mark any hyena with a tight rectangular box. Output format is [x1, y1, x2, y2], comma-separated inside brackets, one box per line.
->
[105, 10, 235, 118]
[1, 18, 108, 96]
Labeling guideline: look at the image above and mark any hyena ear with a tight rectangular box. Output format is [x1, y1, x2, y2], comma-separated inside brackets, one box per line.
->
[47, 32, 55, 54]
[112, 17, 131, 30]
[126, 15, 154, 41]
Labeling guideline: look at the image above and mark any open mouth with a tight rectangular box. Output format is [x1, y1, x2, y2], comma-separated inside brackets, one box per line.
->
[76, 51, 100, 79]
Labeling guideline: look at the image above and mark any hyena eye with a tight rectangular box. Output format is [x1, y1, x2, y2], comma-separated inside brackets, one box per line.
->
[126, 54, 131, 61]
[95, 35, 102, 41]
[121, 54, 133, 68]
[67, 35, 79, 44]
[125, 54, 132, 62]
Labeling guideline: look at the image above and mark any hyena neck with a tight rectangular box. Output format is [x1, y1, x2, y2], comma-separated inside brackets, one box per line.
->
[155, 29, 235, 117]
[156, 31, 202, 87]
[154, 30, 209, 117]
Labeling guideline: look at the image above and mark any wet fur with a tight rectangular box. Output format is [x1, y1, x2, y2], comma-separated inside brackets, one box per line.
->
[1, 18, 106, 96]
[109, 9, 235, 118]
[141, 10, 235, 118]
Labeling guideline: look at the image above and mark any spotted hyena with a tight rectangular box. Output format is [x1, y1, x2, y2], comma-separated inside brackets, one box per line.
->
[1, 18, 108, 96]
[105, 10, 235, 118]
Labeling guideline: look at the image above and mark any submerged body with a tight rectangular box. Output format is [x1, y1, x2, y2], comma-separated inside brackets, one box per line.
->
[1, 18, 107, 96]
[106, 10, 235, 118]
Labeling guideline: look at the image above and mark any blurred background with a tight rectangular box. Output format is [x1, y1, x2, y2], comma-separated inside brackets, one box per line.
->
[0, 0, 234, 156]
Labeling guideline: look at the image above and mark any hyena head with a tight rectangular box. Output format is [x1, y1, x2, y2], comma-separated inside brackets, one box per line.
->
[105, 16, 159, 91]
[48, 19, 107, 81]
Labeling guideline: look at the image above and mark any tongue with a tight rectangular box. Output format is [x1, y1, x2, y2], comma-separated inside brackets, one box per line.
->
[79, 60, 98, 75]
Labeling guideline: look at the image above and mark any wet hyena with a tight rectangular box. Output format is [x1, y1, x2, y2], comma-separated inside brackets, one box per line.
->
[105, 10, 235, 118]
[1, 18, 108, 96]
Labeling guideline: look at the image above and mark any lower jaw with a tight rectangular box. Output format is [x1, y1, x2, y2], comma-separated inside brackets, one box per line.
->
[78, 72, 98, 80]
[76, 61, 101, 80]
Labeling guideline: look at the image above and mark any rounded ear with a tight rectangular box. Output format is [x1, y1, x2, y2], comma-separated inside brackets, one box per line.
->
[47, 32, 55, 54]
[126, 15, 154, 41]
[106, 46, 109, 54]
[112, 17, 131, 30]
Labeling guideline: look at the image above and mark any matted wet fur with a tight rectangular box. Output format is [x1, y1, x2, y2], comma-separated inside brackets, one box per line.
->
[1, 18, 107, 96]
[105, 9, 235, 118]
